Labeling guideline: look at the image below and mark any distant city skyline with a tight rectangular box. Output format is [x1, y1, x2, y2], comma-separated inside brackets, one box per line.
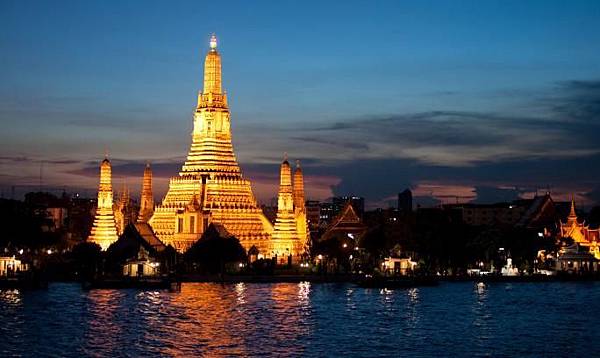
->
[2, 0, 600, 208]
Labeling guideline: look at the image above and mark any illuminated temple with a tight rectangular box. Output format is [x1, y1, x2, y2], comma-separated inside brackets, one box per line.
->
[270, 157, 310, 262]
[148, 35, 275, 253]
[87, 157, 119, 250]
[137, 163, 154, 223]
[559, 198, 600, 259]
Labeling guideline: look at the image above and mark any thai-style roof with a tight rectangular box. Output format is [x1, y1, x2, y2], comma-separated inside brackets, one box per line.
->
[321, 201, 367, 241]
[133, 222, 167, 253]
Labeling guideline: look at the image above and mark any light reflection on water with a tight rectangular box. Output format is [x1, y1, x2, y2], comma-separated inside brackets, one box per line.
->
[1, 282, 599, 357]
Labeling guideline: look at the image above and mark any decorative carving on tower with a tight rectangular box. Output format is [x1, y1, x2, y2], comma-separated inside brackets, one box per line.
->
[138, 163, 154, 223]
[87, 157, 119, 250]
[148, 35, 273, 253]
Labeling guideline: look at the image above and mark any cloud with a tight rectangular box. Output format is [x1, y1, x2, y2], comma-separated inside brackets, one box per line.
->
[262, 79, 600, 181]
[4, 79, 600, 207]
[548, 80, 600, 122]
[67, 159, 182, 179]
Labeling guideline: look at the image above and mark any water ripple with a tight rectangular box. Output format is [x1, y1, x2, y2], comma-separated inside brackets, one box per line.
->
[1, 282, 599, 356]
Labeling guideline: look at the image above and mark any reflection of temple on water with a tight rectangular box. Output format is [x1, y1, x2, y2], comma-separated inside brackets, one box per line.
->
[83, 290, 125, 356]
[160, 283, 249, 356]
[267, 283, 313, 354]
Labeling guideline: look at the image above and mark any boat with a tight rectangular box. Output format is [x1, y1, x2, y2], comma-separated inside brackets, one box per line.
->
[356, 275, 439, 289]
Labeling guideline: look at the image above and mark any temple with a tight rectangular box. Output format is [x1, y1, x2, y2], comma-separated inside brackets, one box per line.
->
[138, 163, 154, 223]
[270, 156, 307, 263]
[114, 184, 135, 235]
[87, 157, 119, 250]
[559, 198, 600, 259]
[149, 35, 274, 253]
[320, 201, 367, 243]
[293, 160, 310, 251]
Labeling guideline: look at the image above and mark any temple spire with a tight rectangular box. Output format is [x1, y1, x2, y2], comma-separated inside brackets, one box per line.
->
[293, 160, 305, 210]
[203, 34, 222, 95]
[272, 154, 302, 262]
[88, 157, 118, 250]
[569, 195, 577, 218]
[279, 155, 292, 189]
[209, 34, 217, 50]
[138, 162, 154, 223]
[148, 37, 273, 254]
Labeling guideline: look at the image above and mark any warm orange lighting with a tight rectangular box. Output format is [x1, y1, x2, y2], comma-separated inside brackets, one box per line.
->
[149, 35, 274, 253]
[137, 163, 154, 223]
[87, 157, 119, 250]
[559, 197, 600, 259]
[270, 157, 310, 262]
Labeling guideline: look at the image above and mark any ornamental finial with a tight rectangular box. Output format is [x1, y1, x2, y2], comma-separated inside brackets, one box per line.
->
[210, 34, 217, 50]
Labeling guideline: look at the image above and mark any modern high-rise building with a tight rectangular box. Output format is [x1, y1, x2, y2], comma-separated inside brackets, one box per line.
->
[306, 200, 321, 233]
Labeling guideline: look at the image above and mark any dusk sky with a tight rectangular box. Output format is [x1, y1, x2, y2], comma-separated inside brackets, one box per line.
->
[1, 0, 600, 208]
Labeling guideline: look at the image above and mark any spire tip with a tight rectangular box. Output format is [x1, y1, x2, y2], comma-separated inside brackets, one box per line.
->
[209, 34, 217, 50]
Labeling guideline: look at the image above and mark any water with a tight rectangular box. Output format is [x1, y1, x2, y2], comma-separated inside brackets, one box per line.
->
[1, 281, 598, 357]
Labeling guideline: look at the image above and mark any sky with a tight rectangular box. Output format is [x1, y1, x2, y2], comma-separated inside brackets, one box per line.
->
[1, 0, 600, 208]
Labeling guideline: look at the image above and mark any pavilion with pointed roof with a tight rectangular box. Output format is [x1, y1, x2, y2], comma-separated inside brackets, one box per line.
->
[320, 201, 367, 243]
[559, 197, 600, 259]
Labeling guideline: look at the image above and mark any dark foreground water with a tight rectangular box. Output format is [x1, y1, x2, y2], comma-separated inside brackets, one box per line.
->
[1, 281, 598, 357]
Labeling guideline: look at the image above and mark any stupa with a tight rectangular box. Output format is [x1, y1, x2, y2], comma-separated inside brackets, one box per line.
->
[149, 35, 273, 252]
[137, 163, 154, 223]
[87, 157, 119, 250]
[270, 156, 309, 263]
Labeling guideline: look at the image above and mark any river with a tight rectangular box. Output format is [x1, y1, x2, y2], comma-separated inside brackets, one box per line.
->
[1, 281, 597, 356]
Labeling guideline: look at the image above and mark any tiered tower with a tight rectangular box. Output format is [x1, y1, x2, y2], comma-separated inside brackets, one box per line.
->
[271, 155, 305, 263]
[88, 157, 119, 250]
[149, 35, 273, 252]
[138, 163, 154, 223]
[113, 184, 131, 235]
[293, 160, 310, 251]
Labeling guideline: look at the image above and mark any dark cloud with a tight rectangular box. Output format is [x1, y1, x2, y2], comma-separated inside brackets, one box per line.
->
[583, 187, 600, 204]
[68, 159, 181, 179]
[5, 79, 600, 207]
[290, 136, 369, 151]
[0, 155, 80, 165]
[0, 155, 30, 163]
[294, 152, 600, 205]
[291, 80, 600, 170]
[472, 186, 525, 204]
[549, 80, 600, 122]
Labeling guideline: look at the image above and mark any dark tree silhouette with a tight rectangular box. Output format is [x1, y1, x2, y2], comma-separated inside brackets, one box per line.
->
[184, 224, 246, 274]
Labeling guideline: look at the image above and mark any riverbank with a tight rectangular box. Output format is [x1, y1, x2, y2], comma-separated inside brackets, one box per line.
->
[178, 273, 600, 284]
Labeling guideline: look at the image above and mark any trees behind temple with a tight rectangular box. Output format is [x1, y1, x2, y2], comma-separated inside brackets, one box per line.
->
[184, 224, 246, 274]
